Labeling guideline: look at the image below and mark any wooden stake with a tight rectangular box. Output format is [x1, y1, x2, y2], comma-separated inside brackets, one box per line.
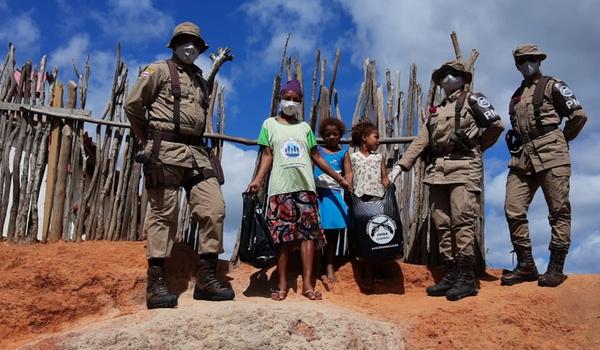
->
[42, 79, 63, 242]
[450, 31, 462, 60]
[309, 49, 320, 126]
[50, 80, 76, 241]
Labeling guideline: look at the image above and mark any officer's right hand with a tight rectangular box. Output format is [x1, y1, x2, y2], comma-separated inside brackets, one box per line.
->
[246, 179, 262, 194]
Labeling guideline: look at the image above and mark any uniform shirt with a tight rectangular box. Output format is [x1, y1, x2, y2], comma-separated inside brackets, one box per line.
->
[399, 90, 504, 192]
[350, 151, 385, 198]
[509, 77, 587, 174]
[124, 57, 211, 169]
[257, 117, 318, 196]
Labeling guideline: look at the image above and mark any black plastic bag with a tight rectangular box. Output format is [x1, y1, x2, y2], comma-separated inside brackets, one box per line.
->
[239, 193, 277, 268]
[348, 184, 403, 261]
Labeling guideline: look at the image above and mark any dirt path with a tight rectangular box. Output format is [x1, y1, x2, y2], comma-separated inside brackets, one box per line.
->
[1, 242, 598, 349]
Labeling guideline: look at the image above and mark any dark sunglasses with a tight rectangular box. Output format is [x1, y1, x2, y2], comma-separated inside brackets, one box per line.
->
[516, 56, 540, 64]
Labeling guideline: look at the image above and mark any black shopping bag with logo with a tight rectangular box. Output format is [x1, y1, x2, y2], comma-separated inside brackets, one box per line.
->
[239, 193, 277, 268]
[349, 184, 403, 261]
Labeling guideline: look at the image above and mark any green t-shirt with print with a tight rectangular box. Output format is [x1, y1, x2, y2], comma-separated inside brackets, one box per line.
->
[257, 117, 317, 196]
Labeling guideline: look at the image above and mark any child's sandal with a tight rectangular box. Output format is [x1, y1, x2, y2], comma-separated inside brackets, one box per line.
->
[303, 289, 322, 300]
[270, 289, 287, 301]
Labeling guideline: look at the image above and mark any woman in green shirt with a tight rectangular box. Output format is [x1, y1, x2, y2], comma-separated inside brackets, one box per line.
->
[247, 80, 351, 301]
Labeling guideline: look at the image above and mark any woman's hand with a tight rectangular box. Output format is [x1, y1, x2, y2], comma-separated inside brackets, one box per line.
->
[246, 179, 263, 193]
[246, 147, 273, 194]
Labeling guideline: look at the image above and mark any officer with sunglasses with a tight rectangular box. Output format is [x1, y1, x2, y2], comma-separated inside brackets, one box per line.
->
[502, 44, 587, 288]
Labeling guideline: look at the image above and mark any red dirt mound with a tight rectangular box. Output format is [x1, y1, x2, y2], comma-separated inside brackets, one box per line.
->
[1, 242, 599, 349]
[0, 241, 147, 348]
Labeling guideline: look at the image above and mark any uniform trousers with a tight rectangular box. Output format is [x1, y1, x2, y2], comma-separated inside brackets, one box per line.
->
[429, 183, 479, 260]
[145, 163, 225, 258]
[504, 166, 571, 251]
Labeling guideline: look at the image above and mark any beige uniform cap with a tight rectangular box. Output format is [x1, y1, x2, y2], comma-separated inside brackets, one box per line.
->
[167, 21, 209, 53]
[432, 59, 473, 85]
[512, 43, 547, 60]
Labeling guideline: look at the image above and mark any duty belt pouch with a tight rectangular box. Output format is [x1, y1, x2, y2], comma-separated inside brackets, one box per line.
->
[143, 133, 166, 189]
[208, 148, 225, 185]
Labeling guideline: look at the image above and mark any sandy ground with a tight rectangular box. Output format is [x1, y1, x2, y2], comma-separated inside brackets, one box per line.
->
[1, 241, 599, 349]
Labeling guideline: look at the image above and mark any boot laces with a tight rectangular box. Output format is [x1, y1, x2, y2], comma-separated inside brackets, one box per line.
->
[205, 269, 224, 289]
[548, 251, 566, 273]
[441, 262, 457, 284]
[149, 269, 172, 296]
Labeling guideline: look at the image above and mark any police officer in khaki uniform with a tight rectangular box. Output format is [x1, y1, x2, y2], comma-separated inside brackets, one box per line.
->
[399, 60, 504, 301]
[502, 44, 587, 287]
[125, 21, 234, 309]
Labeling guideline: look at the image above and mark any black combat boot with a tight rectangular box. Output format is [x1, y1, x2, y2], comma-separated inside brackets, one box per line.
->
[445, 254, 478, 301]
[193, 253, 235, 301]
[538, 249, 568, 287]
[426, 260, 457, 296]
[146, 260, 178, 309]
[500, 247, 539, 286]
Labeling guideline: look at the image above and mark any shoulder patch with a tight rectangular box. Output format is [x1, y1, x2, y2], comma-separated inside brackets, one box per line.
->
[140, 66, 155, 78]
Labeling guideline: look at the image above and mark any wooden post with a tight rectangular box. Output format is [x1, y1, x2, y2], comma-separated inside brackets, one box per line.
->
[451, 31, 462, 60]
[328, 48, 341, 106]
[294, 59, 305, 121]
[400, 65, 417, 252]
[50, 80, 76, 241]
[42, 79, 63, 242]
[28, 124, 50, 242]
[5, 62, 32, 241]
[309, 49, 320, 127]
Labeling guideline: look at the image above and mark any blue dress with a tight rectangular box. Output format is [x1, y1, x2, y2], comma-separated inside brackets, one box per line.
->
[314, 146, 349, 230]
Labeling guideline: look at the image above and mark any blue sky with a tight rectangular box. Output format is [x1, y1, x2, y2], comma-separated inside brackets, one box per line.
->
[2, 0, 599, 273]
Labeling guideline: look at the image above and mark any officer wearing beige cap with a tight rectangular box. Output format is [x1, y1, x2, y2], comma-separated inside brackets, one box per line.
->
[502, 44, 587, 288]
[399, 59, 504, 301]
[125, 21, 234, 309]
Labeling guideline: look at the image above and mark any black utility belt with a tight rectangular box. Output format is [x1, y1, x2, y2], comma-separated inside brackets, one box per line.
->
[147, 130, 205, 147]
[432, 153, 475, 160]
[519, 125, 558, 143]
[430, 147, 476, 159]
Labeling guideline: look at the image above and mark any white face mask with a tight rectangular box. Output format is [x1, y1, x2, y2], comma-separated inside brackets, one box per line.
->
[174, 42, 200, 65]
[517, 61, 541, 79]
[440, 73, 466, 95]
[280, 100, 301, 117]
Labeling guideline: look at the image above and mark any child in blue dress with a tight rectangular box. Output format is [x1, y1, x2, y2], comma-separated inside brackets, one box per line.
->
[314, 118, 351, 282]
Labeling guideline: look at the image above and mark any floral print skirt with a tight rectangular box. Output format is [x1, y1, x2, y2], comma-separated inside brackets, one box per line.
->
[266, 191, 325, 249]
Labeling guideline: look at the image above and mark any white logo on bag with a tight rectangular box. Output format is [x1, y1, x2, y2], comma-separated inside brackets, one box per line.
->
[477, 96, 491, 108]
[559, 85, 573, 97]
[366, 215, 396, 245]
[280, 139, 303, 159]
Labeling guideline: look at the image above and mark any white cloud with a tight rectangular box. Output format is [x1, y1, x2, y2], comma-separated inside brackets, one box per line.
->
[50, 34, 90, 70]
[483, 153, 600, 273]
[567, 232, 600, 273]
[91, 0, 174, 44]
[336, 1, 600, 132]
[0, 12, 41, 54]
[330, 0, 600, 273]
[49, 35, 118, 118]
[239, 0, 334, 75]
[219, 142, 259, 257]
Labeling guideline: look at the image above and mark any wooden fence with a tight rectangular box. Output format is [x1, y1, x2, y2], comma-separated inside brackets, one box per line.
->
[0, 32, 486, 268]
